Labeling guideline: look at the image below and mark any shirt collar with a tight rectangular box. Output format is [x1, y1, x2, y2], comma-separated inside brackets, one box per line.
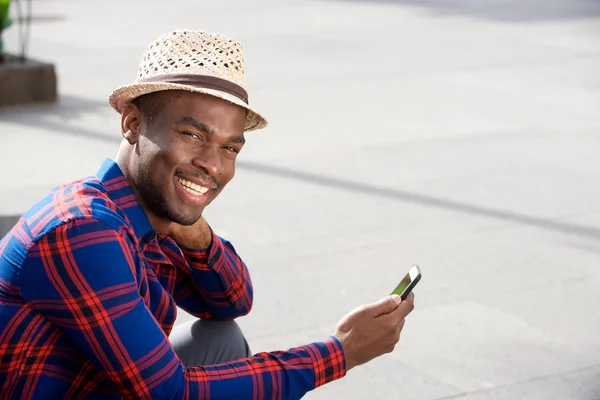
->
[96, 158, 155, 240]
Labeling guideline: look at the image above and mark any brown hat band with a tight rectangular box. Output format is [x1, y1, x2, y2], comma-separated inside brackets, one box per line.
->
[138, 74, 249, 104]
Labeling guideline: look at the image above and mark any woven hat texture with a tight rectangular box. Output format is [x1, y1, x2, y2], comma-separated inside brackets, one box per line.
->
[109, 30, 267, 131]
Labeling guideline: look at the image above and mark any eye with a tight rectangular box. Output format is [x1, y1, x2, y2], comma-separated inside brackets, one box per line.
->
[184, 132, 201, 140]
[223, 145, 239, 153]
[179, 131, 204, 142]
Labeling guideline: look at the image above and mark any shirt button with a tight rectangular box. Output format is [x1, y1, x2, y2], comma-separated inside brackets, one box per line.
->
[170, 297, 176, 306]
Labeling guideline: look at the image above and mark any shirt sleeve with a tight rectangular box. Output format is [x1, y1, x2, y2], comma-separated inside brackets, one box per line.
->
[20, 218, 346, 399]
[158, 227, 253, 320]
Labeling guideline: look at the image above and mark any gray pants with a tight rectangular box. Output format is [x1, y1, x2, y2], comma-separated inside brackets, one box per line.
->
[169, 319, 252, 366]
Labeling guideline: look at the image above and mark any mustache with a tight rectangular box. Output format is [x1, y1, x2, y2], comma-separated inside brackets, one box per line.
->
[175, 168, 220, 189]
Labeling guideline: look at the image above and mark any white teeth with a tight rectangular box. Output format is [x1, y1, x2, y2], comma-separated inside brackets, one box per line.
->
[183, 186, 201, 196]
[178, 178, 209, 195]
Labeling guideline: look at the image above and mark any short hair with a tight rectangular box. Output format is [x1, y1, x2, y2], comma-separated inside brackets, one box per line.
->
[131, 90, 179, 125]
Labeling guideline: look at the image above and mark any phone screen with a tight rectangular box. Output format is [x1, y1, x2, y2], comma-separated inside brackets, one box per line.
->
[391, 265, 421, 299]
[391, 272, 412, 297]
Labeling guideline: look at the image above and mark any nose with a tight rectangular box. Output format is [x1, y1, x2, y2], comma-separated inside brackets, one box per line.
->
[191, 145, 224, 177]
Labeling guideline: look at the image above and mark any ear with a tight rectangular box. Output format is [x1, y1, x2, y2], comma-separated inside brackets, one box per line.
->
[120, 104, 143, 145]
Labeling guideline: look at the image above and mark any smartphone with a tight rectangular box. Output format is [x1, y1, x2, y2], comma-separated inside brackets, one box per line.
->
[391, 265, 422, 300]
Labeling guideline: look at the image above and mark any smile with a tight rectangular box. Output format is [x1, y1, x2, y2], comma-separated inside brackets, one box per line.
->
[177, 177, 210, 196]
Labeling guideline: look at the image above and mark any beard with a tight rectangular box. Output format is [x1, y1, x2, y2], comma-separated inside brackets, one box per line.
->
[135, 165, 202, 227]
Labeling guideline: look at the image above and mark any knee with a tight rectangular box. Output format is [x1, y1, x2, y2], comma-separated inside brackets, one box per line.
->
[190, 318, 245, 342]
[176, 318, 250, 364]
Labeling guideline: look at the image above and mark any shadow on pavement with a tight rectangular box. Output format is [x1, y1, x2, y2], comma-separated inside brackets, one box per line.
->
[237, 160, 600, 240]
[3, 158, 598, 240]
[2, 95, 598, 241]
[2, 158, 598, 240]
[323, 0, 600, 22]
[0, 94, 119, 144]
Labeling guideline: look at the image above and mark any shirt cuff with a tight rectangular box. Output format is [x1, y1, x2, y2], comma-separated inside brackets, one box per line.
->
[178, 228, 219, 268]
[307, 336, 347, 388]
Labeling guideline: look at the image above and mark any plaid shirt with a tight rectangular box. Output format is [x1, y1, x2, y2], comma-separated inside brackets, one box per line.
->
[0, 159, 346, 399]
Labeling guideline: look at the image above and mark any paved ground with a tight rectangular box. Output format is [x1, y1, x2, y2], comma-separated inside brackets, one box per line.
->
[1, 0, 600, 398]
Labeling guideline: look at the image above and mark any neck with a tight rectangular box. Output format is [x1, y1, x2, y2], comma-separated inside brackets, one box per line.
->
[115, 149, 173, 235]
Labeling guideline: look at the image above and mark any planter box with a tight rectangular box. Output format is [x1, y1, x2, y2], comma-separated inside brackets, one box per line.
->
[0, 215, 20, 238]
[0, 53, 57, 107]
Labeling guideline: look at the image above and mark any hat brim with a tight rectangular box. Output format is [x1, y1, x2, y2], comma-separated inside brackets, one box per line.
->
[108, 82, 268, 132]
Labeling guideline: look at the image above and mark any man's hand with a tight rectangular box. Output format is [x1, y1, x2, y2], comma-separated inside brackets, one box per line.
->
[166, 217, 213, 249]
[334, 292, 415, 371]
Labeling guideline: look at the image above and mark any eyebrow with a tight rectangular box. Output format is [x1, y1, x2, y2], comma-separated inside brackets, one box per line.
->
[176, 116, 214, 134]
[176, 116, 245, 145]
[230, 135, 245, 144]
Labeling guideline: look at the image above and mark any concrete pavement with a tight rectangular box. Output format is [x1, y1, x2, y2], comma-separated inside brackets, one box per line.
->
[1, 0, 599, 398]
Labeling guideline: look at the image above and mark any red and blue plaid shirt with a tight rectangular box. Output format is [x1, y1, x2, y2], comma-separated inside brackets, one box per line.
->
[0, 159, 346, 399]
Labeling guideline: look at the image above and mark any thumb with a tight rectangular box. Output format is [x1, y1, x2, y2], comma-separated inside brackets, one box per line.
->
[369, 294, 402, 317]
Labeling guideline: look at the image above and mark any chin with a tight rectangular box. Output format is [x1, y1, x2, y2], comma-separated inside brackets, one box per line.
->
[173, 215, 201, 227]
[165, 206, 204, 226]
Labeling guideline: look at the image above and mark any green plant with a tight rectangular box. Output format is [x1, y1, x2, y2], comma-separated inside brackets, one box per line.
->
[1, 0, 33, 63]
[0, 0, 11, 56]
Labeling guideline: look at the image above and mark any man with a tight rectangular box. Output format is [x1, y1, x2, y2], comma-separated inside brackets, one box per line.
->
[0, 30, 415, 399]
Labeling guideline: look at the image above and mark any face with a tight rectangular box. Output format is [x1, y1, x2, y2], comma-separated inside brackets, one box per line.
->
[120, 91, 247, 228]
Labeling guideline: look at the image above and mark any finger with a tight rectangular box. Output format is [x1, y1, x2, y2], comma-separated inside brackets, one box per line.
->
[384, 295, 414, 324]
[370, 295, 402, 317]
[396, 293, 415, 319]
[396, 318, 406, 336]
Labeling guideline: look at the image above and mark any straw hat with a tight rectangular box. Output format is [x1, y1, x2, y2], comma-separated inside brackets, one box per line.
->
[109, 30, 267, 131]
